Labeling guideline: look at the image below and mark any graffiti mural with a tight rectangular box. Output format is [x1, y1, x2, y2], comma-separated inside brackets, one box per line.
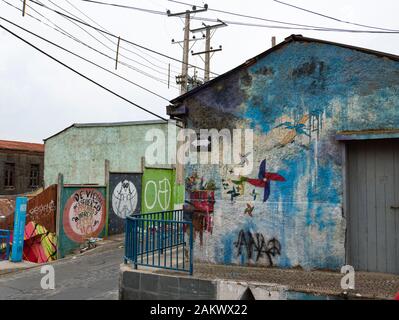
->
[26, 184, 57, 233]
[234, 230, 281, 267]
[108, 173, 142, 235]
[176, 39, 399, 270]
[63, 188, 106, 244]
[0, 197, 15, 230]
[185, 172, 216, 245]
[142, 168, 174, 213]
[22, 221, 57, 263]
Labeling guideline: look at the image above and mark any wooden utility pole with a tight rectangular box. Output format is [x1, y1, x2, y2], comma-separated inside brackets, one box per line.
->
[204, 27, 211, 82]
[191, 20, 227, 82]
[182, 11, 190, 94]
[22, 0, 27, 17]
[167, 5, 208, 94]
[272, 36, 277, 47]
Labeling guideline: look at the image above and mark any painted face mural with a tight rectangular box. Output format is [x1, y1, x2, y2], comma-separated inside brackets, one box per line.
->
[111, 180, 138, 219]
[63, 188, 106, 243]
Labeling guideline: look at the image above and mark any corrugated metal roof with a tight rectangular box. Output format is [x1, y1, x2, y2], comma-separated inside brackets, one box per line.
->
[170, 34, 399, 105]
[0, 140, 44, 153]
[44, 119, 169, 141]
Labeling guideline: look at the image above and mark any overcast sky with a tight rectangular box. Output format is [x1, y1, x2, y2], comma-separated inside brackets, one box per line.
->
[1, 0, 399, 143]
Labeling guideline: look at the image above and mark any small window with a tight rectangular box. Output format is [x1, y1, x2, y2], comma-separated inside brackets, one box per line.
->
[29, 164, 40, 188]
[4, 163, 15, 189]
[196, 132, 212, 153]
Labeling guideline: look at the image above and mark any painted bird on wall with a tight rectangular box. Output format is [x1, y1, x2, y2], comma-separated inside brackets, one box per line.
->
[275, 114, 310, 146]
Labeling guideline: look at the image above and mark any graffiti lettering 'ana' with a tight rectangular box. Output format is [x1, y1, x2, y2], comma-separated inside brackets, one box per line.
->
[63, 188, 106, 243]
[234, 230, 281, 267]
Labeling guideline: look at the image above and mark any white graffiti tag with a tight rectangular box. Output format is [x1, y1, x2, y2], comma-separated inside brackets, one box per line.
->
[144, 178, 171, 211]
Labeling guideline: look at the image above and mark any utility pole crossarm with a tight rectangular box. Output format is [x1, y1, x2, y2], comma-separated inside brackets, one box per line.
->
[191, 46, 222, 56]
[166, 4, 208, 17]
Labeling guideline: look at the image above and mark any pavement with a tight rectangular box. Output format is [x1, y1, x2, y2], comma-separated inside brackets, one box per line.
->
[0, 261, 37, 276]
[154, 263, 399, 300]
[0, 235, 125, 300]
[2, 233, 398, 300]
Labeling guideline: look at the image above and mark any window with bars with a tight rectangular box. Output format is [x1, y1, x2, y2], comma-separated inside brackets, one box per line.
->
[196, 132, 212, 153]
[29, 164, 40, 188]
[4, 163, 15, 189]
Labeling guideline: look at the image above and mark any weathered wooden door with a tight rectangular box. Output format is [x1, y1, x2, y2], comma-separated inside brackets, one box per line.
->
[347, 139, 399, 274]
[108, 173, 142, 235]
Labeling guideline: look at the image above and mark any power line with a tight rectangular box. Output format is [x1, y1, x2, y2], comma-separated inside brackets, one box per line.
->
[0, 22, 169, 121]
[0, 16, 171, 102]
[4, 0, 179, 88]
[21, 0, 174, 83]
[28, 0, 220, 75]
[167, 0, 399, 34]
[168, 0, 342, 31]
[63, 0, 182, 74]
[272, 0, 399, 32]
[43, 0, 175, 78]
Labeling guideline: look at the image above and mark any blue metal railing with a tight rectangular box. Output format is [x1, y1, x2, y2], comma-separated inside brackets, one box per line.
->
[124, 210, 194, 275]
[0, 229, 11, 261]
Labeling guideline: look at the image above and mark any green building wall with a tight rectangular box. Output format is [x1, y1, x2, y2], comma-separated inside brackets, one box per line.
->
[44, 120, 175, 186]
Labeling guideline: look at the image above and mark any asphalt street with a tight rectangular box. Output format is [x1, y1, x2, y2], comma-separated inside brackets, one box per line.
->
[0, 247, 124, 300]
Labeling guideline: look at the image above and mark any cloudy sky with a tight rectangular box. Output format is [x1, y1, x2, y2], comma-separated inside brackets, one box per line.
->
[1, 0, 399, 143]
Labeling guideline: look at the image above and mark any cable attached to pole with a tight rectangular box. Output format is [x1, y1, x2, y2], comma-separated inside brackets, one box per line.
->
[0, 22, 169, 122]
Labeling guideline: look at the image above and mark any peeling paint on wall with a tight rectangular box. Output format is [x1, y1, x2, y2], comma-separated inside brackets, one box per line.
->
[181, 41, 399, 270]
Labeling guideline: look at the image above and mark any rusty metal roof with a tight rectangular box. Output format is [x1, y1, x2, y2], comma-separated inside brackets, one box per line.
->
[170, 34, 399, 105]
[0, 140, 44, 153]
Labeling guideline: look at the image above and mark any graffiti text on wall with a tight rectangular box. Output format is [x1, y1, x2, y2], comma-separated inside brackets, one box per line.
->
[234, 230, 281, 267]
[28, 201, 55, 221]
[63, 188, 106, 243]
[144, 178, 171, 211]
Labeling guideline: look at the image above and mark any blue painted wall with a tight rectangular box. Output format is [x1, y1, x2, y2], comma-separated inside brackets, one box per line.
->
[181, 40, 399, 270]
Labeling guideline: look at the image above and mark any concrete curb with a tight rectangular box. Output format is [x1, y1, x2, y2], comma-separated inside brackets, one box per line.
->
[0, 238, 124, 278]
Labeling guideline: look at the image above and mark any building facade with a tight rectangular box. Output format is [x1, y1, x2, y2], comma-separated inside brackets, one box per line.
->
[0, 140, 44, 195]
[44, 120, 175, 186]
[168, 35, 399, 274]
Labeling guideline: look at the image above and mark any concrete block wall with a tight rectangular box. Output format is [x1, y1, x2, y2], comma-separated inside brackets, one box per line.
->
[119, 265, 338, 300]
[119, 265, 217, 300]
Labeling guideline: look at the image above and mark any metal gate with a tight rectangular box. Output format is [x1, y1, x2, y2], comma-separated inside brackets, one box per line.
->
[347, 139, 399, 274]
[108, 173, 142, 235]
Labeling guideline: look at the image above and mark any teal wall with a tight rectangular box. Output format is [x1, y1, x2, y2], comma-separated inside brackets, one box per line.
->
[44, 121, 173, 186]
[179, 40, 399, 270]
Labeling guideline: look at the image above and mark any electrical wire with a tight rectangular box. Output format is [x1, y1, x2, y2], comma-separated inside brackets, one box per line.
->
[3, 0, 179, 88]
[63, 0, 182, 74]
[168, 0, 346, 31]
[43, 0, 175, 78]
[272, 0, 399, 32]
[0, 22, 169, 121]
[0, 16, 171, 102]
[74, 0, 399, 34]
[168, 0, 399, 33]
[27, 0, 220, 75]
